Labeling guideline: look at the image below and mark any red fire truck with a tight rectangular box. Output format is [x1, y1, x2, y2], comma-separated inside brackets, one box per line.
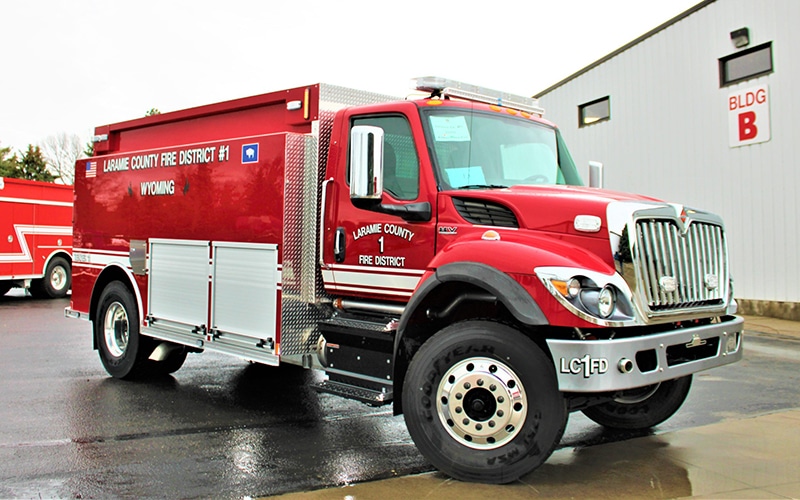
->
[0, 177, 72, 298]
[66, 78, 742, 483]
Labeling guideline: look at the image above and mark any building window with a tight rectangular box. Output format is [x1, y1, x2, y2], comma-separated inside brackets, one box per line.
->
[719, 42, 773, 87]
[579, 96, 610, 127]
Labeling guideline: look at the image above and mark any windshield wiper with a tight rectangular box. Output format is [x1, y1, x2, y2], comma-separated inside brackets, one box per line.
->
[458, 184, 507, 190]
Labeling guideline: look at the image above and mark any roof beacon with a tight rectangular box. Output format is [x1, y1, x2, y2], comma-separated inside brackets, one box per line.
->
[414, 76, 545, 116]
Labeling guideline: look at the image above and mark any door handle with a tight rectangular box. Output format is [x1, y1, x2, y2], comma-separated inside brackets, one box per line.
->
[334, 227, 346, 263]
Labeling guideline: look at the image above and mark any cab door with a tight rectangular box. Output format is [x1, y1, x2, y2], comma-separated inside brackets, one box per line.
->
[322, 111, 436, 303]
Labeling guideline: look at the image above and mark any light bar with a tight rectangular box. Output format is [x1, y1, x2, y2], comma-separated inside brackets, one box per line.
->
[414, 76, 545, 115]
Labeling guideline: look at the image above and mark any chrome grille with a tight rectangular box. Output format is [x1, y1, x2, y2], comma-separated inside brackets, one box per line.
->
[633, 219, 727, 311]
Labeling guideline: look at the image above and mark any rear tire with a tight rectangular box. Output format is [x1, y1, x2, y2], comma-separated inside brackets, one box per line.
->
[581, 375, 693, 430]
[0, 282, 11, 297]
[150, 345, 188, 375]
[403, 320, 567, 484]
[95, 281, 154, 379]
[30, 256, 71, 298]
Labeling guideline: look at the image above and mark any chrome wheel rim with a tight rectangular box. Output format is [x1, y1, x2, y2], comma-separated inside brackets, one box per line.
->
[103, 301, 129, 358]
[436, 357, 527, 450]
[50, 265, 67, 291]
[614, 383, 660, 404]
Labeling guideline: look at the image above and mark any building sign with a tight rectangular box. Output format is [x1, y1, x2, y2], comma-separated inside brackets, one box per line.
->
[728, 84, 770, 147]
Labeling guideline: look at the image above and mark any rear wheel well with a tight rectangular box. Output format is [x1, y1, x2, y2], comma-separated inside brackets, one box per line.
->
[29, 252, 73, 298]
[52, 250, 72, 267]
[393, 280, 548, 414]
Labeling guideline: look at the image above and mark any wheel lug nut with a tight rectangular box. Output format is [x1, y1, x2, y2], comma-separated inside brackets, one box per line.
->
[477, 379, 484, 386]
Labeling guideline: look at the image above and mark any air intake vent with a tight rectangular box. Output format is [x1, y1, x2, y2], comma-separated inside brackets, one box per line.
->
[452, 198, 518, 228]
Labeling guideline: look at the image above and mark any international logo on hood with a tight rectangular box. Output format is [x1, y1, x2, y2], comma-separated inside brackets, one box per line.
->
[671, 203, 696, 235]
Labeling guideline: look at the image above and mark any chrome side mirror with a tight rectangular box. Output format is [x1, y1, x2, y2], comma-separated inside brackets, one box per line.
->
[349, 125, 384, 199]
[589, 161, 604, 188]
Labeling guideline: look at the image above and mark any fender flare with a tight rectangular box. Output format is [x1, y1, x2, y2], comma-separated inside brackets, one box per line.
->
[90, 263, 143, 350]
[392, 262, 548, 415]
[397, 261, 549, 337]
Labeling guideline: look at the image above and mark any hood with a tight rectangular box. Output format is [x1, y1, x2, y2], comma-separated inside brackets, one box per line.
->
[446, 184, 663, 236]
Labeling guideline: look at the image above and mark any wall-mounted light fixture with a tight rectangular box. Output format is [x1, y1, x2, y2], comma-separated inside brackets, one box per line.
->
[730, 27, 750, 48]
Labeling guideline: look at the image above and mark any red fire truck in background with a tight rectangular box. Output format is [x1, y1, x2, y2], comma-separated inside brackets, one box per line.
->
[66, 78, 743, 483]
[0, 177, 72, 298]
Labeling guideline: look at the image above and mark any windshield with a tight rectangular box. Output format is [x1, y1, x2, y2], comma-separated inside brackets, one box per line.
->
[421, 107, 583, 190]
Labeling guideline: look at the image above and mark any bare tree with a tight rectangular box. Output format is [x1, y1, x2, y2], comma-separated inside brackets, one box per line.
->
[39, 132, 84, 185]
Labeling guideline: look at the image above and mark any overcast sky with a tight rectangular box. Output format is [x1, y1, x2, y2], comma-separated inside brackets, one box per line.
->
[1, 0, 699, 152]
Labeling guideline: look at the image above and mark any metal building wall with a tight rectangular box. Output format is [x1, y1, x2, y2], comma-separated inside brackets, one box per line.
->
[537, 0, 800, 309]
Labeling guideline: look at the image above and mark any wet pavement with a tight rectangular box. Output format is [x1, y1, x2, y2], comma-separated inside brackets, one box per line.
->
[1, 287, 799, 499]
[271, 315, 800, 499]
[272, 409, 800, 499]
[0, 291, 429, 498]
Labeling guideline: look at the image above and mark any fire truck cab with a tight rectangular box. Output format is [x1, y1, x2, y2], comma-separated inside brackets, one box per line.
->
[67, 77, 742, 483]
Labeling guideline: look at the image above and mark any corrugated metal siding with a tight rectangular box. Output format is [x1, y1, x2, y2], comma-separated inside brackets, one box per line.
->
[538, 0, 799, 303]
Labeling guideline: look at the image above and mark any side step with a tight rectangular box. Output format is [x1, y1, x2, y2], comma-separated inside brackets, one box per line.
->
[316, 315, 396, 406]
[312, 379, 393, 407]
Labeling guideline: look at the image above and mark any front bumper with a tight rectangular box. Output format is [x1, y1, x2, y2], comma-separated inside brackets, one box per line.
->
[65, 307, 90, 321]
[546, 315, 743, 392]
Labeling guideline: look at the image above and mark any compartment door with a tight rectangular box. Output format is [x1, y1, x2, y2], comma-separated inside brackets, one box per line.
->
[210, 241, 278, 346]
[148, 238, 210, 328]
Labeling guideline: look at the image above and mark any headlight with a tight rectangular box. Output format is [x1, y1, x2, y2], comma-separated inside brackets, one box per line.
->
[536, 267, 635, 325]
[550, 277, 582, 298]
[567, 278, 581, 297]
[598, 286, 616, 318]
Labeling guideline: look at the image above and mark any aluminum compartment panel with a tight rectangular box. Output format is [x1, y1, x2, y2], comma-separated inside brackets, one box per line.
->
[211, 241, 278, 341]
[148, 238, 210, 327]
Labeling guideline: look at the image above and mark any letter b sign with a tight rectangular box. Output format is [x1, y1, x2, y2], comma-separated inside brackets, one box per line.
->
[738, 111, 757, 141]
[729, 85, 770, 147]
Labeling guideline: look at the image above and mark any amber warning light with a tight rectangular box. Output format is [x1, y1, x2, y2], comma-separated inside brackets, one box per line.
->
[413, 76, 544, 115]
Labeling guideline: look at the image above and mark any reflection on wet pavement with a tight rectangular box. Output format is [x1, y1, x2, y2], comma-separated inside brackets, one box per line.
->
[274, 410, 800, 499]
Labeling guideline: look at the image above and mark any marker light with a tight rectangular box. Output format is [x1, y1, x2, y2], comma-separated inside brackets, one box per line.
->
[574, 215, 601, 233]
[481, 230, 501, 241]
[725, 332, 740, 354]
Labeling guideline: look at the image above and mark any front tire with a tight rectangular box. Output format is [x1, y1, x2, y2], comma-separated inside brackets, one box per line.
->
[403, 321, 567, 484]
[95, 281, 154, 379]
[581, 375, 693, 430]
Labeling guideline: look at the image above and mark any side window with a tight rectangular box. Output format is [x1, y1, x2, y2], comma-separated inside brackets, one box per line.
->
[352, 115, 420, 201]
